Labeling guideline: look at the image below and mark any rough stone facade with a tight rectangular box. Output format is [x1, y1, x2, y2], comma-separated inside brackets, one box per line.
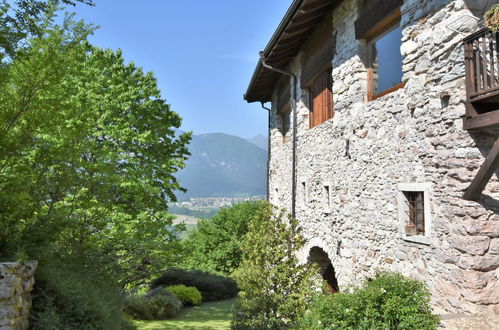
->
[267, 0, 499, 315]
[0, 262, 37, 330]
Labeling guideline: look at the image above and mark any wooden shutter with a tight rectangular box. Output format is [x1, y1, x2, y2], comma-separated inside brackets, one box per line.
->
[309, 69, 333, 128]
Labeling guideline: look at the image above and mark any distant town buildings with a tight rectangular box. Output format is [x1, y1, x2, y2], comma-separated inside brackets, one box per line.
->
[172, 196, 265, 209]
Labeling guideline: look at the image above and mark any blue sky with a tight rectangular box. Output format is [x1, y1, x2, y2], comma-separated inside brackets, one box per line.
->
[72, 0, 291, 138]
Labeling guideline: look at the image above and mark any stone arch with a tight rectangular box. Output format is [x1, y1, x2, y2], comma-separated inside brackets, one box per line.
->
[308, 246, 339, 293]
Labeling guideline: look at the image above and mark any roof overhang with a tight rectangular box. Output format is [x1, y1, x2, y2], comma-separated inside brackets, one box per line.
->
[244, 0, 339, 103]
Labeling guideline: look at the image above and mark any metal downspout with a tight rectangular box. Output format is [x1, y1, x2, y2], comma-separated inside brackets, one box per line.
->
[259, 52, 297, 218]
[260, 102, 271, 202]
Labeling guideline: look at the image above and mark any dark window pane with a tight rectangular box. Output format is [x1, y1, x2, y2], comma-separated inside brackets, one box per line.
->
[372, 26, 403, 94]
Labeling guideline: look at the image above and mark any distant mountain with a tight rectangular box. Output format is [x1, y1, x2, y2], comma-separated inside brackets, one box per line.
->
[246, 134, 268, 151]
[175, 132, 267, 199]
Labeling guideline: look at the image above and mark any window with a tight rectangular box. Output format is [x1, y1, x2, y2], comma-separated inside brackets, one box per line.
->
[367, 24, 404, 100]
[323, 183, 331, 213]
[309, 68, 333, 128]
[301, 181, 308, 206]
[355, 0, 404, 101]
[404, 191, 424, 236]
[398, 183, 432, 245]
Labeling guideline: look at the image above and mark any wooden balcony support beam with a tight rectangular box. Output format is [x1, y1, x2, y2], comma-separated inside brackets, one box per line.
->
[463, 138, 499, 201]
[463, 109, 499, 130]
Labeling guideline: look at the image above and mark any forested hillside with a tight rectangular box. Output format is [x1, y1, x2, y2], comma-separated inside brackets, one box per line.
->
[176, 132, 267, 199]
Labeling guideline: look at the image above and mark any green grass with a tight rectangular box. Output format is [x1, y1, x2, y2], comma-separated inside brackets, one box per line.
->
[135, 298, 236, 330]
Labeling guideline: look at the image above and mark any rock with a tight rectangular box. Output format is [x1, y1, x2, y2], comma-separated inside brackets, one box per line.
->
[0, 262, 37, 330]
[450, 235, 490, 256]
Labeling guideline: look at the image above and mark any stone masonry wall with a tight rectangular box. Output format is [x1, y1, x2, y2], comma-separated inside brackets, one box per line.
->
[268, 0, 498, 314]
[0, 262, 37, 330]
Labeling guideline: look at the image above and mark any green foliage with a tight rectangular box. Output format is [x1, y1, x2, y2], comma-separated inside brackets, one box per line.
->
[30, 257, 129, 330]
[165, 285, 202, 306]
[124, 291, 183, 321]
[182, 201, 264, 275]
[0, 4, 190, 329]
[151, 269, 238, 302]
[0, 0, 94, 61]
[485, 5, 499, 32]
[0, 7, 190, 286]
[231, 203, 318, 329]
[298, 272, 441, 330]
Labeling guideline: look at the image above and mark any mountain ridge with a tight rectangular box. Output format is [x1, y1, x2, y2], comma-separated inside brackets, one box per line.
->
[175, 131, 267, 200]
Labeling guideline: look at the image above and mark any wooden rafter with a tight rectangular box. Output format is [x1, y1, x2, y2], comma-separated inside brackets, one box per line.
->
[463, 138, 499, 200]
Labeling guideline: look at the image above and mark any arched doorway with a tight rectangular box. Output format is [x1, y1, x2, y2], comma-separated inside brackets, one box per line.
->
[308, 246, 339, 293]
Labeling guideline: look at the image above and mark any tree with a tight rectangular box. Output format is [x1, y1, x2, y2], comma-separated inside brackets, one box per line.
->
[182, 201, 264, 275]
[231, 203, 318, 329]
[0, 4, 190, 328]
[0, 10, 190, 286]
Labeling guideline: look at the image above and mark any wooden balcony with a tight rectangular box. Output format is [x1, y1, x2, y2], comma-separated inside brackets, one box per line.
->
[462, 28, 499, 201]
[463, 28, 499, 130]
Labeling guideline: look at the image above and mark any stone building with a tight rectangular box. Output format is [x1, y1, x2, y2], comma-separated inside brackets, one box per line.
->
[244, 0, 499, 315]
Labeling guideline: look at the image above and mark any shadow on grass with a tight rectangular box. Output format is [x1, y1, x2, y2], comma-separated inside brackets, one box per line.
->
[135, 298, 236, 330]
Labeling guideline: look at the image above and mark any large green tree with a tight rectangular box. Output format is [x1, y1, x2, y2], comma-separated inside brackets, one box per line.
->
[0, 10, 191, 288]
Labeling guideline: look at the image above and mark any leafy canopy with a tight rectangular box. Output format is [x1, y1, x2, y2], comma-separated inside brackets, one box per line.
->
[0, 8, 191, 287]
[182, 201, 264, 275]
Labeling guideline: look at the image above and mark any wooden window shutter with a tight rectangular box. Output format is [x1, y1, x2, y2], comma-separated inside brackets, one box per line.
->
[310, 68, 333, 128]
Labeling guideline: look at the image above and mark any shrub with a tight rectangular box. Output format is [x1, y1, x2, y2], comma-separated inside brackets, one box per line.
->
[298, 272, 441, 330]
[123, 291, 182, 320]
[485, 5, 499, 32]
[165, 285, 202, 306]
[231, 203, 318, 329]
[151, 269, 238, 301]
[30, 259, 130, 330]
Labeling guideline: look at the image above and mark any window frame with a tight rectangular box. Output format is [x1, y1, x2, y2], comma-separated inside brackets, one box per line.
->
[366, 15, 405, 101]
[397, 183, 432, 246]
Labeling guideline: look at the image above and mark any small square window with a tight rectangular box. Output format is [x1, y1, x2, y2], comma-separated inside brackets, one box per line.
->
[398, 183, 432, 245]
[404, 191, 425, 236]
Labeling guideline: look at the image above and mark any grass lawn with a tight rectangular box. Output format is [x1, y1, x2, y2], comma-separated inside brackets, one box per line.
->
[135, 298, 236, 330]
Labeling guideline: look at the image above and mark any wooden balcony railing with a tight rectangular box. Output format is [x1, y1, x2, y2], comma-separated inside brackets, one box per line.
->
[463, 28, 499, 130]
[462, 28, 499, 201]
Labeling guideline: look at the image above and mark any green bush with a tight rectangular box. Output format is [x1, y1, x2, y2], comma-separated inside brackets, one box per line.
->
[165, 285, 202, 306]
[151, 269, 238, 301]
[30, 259, 130, 330]
[298, 272, 440, 330]
[124, 291, 182, 320]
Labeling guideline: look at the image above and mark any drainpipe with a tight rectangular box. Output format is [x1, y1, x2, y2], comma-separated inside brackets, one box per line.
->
[259, 52, 297, 218]
[260, 102, 271, 202]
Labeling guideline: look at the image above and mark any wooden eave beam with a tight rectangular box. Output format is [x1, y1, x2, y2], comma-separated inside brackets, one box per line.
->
[463, 138, 499, 200]
[287, 13, 329, 33]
